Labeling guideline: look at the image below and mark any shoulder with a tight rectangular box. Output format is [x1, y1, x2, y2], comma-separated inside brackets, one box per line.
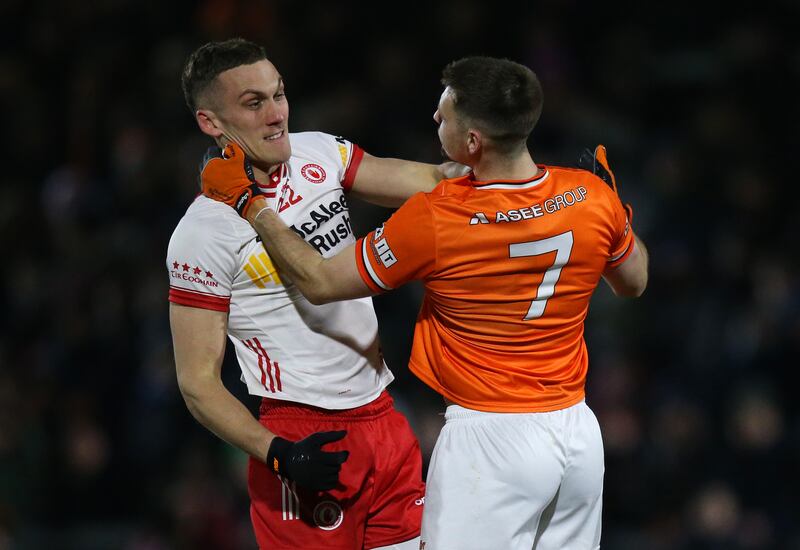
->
[545, 165, 620, 204]
[170, 196, 251, 248]
[547, 165, 612, 192]
[289, 131, 347, 158]
[424, 175, 476, 205]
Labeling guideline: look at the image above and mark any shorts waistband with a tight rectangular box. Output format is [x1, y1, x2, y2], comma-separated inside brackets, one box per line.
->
[444, 399, 586, 421]
[259, 390, 394, 420]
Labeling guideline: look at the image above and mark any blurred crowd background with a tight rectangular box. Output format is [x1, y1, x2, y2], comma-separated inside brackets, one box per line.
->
[1, 0, 797, 548]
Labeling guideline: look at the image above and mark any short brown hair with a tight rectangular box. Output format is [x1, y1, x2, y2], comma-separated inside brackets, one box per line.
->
[441, 56, 543, 153]
[181, 38, 268, 112]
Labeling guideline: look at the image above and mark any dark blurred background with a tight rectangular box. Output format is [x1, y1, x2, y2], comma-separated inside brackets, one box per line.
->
[1, 0, 798, 548]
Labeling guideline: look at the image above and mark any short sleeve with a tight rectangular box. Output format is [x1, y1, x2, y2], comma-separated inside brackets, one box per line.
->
[166, 215, 238, 311]
[607, 195, 635, 268]
[355, 192, 436, 292]
[292, 132, 364, 192]
[328, 135, 363, 192]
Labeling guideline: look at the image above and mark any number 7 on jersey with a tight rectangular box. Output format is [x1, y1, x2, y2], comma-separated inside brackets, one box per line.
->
[509, 231, 574, 320]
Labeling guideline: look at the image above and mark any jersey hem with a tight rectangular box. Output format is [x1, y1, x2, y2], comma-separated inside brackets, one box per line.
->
[408, 362, 586, 413]
[247, 380, 393, 411]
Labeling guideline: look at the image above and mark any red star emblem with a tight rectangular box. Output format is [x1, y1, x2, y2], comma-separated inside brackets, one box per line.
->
[182, 263, 190, 271]
[193, 266, 202, 274]
[173, 261, 179, 269]
[205, 271, 214, 278]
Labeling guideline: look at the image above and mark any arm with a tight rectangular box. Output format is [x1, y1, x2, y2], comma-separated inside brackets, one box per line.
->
[246, 201, 373, 305]
[170, 302, 350, 489]
[603, 234, 649, 297]
[170, 303, 274, 460]
[348, 153, 467, 208]
[579, 145, 647, 297]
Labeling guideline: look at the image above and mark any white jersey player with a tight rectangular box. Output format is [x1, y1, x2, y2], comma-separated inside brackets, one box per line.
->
[169, 132, 392, 409]
[171, 39, 452, 550]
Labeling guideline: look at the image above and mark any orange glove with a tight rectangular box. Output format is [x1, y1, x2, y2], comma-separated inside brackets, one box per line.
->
[578, 144, 633, 223]
[200, 142, 264, 218]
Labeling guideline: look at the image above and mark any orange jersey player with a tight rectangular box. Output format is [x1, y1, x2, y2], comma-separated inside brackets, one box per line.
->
[203, 56, 649, 550]
[354, 165, 634, 414]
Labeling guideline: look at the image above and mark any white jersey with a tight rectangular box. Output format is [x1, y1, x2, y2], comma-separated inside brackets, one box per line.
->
[167, 132, 393, 409]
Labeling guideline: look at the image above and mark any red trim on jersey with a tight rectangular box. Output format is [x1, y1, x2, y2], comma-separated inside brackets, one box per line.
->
[342, 144, 365, 192]
[274, 360, 282, 391]
[169, 287, 230, 312]
[244, 339, 269, 390]
[258, 164, 286, 191]
[253, 338, 277, 393]
[243, 338, 283, 393]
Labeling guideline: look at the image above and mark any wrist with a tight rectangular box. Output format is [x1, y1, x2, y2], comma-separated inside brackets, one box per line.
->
[266, 436, 292, 474]
[245, 197, 271, 224]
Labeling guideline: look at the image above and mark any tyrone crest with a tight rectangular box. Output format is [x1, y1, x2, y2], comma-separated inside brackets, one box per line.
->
[301, 163, 326, 183]
[313, 500, 343, 530]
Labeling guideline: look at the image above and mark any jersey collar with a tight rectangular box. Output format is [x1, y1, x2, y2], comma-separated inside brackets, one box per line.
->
[470, 168, 550, 190]
[257, 163, 288, 196]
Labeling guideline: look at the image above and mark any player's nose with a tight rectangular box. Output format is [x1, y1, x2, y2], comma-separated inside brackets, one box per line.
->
[263, 103, 286, 127]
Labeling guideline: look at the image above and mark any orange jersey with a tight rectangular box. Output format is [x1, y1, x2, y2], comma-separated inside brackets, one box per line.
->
[355, 166, 634, 412]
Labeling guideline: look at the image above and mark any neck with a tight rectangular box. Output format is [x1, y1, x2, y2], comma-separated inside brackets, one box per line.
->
[251, 162, 282, 184]
[472, 150, 539, 182]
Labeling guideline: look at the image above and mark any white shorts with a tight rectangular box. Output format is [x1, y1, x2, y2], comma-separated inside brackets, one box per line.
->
[421, 400, 604, 550]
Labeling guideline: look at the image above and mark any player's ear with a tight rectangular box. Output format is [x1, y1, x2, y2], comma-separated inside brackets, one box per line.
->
[196, 109, 224, 139]
[466, 128, 482, 156]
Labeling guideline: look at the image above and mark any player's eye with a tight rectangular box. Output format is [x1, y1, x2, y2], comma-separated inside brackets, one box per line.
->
[275, 90, 286, 100]
[247, 99, 263, 109]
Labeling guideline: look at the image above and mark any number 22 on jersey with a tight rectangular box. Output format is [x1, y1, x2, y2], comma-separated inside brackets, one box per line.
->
[509, 231, 574, 320]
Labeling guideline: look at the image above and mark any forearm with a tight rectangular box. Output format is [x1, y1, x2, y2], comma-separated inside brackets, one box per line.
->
[603, 233, 649, 297]
[633, 234, 649, 266]
[362, 158, 441, 208]
[246, 200, 373, 304]
[247, 202, 333, 303]
[180, 373, 274, 461]
[349, 156, 443, 208]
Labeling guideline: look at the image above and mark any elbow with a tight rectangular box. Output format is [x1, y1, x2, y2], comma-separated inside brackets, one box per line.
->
[304, 285, 337, 305]
[616, 275, 648, 298]
[178, 388, 203, 422]
[293, 272, 339, 305]
[627, 283, 647, 298]
[306, 293, 327, 306]
[177, 380, 202, 416]
[176, 374, 212, 420]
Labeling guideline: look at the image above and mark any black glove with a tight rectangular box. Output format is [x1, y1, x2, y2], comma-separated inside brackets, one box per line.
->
[578, 144, 633, 222]
[266, 430, 349, 491]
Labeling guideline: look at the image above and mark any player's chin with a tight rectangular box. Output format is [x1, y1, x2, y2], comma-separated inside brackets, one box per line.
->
[257, 142, 291, 165]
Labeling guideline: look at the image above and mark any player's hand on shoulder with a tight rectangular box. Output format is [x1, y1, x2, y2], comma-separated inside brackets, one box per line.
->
[438, 161, 471, 180]
[200, 142, 264, 218]
[266, 430, 349, 491]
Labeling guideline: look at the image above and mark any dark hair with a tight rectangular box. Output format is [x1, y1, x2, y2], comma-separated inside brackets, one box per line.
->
[441, 56, 543, 153]
[181, 38, 268, 112]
